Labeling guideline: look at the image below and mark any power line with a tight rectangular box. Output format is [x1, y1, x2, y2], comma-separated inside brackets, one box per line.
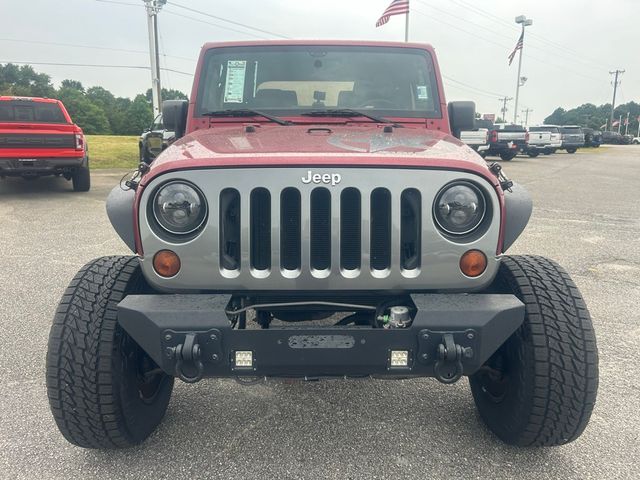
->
[0, 37, 194, 62]
[163, 9, 266, 40]
[169, 2, 290, 39]
[0, 60, 192, 75]
[417, 0, 602, 73]
[442, 75, 507, 99]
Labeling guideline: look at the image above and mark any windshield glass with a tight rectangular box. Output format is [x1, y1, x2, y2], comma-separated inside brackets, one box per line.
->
[0, 101, 67, 123]
[196, 45, 441, 118]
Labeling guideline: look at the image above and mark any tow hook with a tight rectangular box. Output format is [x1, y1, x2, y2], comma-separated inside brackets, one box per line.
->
[173, 333, 204, 383]
[433, 333, 473, 384]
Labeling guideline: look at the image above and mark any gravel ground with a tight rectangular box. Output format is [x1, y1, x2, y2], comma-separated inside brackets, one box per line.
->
[0, 146, 638, 479]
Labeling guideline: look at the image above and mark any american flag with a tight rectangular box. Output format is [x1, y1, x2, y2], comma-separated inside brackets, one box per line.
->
[508, 31, 524, 66]
[376, 0, 410, 27]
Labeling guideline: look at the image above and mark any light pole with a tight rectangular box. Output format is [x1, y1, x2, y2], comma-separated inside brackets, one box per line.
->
[143, 0, 166, 116]
[513, 15, 532, 124]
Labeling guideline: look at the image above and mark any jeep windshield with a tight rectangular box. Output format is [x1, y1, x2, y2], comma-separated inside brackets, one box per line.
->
[195, 45, 441, 119]
[0, 100, 67, 123]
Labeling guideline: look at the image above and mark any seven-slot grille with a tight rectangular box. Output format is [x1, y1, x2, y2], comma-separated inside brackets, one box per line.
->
[219, 186, 422, 277]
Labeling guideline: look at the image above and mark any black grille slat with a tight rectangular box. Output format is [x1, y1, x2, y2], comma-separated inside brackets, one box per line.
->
[401, 189, 421, 270]
[310, 188, 331, 270]
[370, 188, 391, 270]
[280, 188, 301, 270]
[340, 188, 361, 270]
[250, 188, 271, 270]
[219, 188, 241, 270]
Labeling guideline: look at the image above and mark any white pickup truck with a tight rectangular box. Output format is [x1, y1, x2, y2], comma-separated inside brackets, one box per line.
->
[524, 127, 552, 157]
[528, 126, 562, 155]
[460, 128, 489, 157]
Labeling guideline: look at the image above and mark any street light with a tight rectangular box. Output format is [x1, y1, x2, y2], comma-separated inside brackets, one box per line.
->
[513, 15, 533, 124]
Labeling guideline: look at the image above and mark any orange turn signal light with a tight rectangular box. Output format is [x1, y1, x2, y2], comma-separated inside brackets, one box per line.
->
[460, 250, 487, 277]
[153, 250, 181, 278]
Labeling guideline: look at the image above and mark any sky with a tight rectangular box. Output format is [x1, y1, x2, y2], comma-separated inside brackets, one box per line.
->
[1, 0, 638, 125]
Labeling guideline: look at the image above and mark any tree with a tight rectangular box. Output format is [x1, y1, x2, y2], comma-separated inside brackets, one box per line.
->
[146, 88, 188, 102]
[61, 79, 85, 93]
[126, 94, 154, 135]
[0, 63, 56, 98]
[57, 86, 110, 134]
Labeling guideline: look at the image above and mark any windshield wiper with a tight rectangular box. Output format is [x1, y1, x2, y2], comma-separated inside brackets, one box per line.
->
[300, 109, 403, 127]
[202, 109, 292, 126]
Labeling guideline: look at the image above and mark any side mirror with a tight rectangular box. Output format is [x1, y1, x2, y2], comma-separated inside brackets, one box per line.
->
[162, 100, 188, 139]
[448, 101, 476, 139]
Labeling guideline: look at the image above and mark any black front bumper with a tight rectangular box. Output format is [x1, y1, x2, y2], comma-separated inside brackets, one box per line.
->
[118, 294, 524, 381]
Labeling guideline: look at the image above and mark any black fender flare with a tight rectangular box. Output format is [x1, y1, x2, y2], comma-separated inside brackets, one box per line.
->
[502, 182, 532, 252]
[106, 185, 136, 252]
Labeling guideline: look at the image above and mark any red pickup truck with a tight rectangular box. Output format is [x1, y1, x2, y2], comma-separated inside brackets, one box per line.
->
[0, 96, 90, 191]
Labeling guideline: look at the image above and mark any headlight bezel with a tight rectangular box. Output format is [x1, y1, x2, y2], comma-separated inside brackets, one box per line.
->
[149, 179, 208, 241]
[432, 180, 491, 239]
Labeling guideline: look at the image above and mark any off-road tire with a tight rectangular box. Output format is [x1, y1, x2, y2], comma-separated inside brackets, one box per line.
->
[470, 255, 598, 446]
[528, 151, 539, 158]
[566, 148, 577, 154]
[500, 152, 516, 161]
[46, 256, 174, 449]
[72, 164, 91, 192]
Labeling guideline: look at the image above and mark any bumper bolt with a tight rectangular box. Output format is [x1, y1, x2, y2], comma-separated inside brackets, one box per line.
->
[210, 334, 217, 341]
[422, 333, 429, 340]
[211, 354, 219, 361]
[165, 347, 174, 358]
[467, 332, 475, 340]
[164, 334, 172, 341]
[422, 353, 428, 360]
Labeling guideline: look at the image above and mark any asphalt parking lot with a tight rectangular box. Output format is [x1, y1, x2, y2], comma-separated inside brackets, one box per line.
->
[1, 146, 639, 479]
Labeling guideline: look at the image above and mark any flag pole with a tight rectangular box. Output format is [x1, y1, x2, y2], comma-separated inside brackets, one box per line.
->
[405, 7, 410, 42]
[625, 112, 630, 136]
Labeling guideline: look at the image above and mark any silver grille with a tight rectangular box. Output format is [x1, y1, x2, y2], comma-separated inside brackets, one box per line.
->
[138, 168, 502, 292]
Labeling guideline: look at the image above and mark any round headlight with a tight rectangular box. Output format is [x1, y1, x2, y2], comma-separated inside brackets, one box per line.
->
[434, 182, 486, 235]
[152, 181, 207, 235]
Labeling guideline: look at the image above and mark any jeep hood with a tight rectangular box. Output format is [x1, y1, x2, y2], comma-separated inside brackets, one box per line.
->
[143, 124, 494, 185]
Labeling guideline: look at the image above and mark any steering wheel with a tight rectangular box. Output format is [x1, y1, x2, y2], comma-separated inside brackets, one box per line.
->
[355, 98, 397, 108]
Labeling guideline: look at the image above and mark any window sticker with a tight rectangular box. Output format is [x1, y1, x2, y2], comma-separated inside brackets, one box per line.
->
[224, 60, 247, 103]
[416, 85, 429, 100]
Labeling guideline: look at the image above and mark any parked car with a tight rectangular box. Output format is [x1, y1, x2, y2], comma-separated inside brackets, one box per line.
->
[46, 40, 598, 450]
[485, 123, 528, 161]
[582, 128, 602, 148]
[601, 131, 625, 144]
[524, 127, 553, 157]
[460, 127, 489, 157]
[632, 137, 640, 144]
[559, 125, 585, 153]
[139, 113, 175, 163]
[0, 96, 89, 191]
[621, 134, 633, 145]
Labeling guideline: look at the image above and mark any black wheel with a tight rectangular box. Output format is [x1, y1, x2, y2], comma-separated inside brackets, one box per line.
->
[470, 256, 598, 446]
[46, 256, 174, 449]
[566, 148, 577, 154]
[500, 152, 516, 161]
[527, 151, 539, 158]
[72, 163, 91, 192]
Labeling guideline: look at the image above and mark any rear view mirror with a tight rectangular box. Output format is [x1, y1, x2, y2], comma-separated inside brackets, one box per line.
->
[448, 101, 476, 139]
[162, 100, 188, 139]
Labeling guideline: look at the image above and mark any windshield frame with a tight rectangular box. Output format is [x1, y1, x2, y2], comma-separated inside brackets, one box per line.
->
[194, 44, 442, 120]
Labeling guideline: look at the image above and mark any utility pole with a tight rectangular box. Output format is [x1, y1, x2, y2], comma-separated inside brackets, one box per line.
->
[499, 96, 513, 122]
[521, 108, 533, 126]
[143, 0, 166, 116]
[513, 15, 533, 124]
[608, 69, 625, 132]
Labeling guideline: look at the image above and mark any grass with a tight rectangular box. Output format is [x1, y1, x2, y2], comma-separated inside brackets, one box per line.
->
[86, 135, 139, 169]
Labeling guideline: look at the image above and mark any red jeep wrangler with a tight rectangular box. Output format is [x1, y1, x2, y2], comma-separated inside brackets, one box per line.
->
[46, 41, 598, 449]
[0, 96, 90, 191]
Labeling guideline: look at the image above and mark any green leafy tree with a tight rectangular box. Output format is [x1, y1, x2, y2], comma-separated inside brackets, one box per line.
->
[125, 94, 154, 135]
[0, 63, 56, 97]
[146, 88, 188, 102]
[57, 87, 110, 134]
